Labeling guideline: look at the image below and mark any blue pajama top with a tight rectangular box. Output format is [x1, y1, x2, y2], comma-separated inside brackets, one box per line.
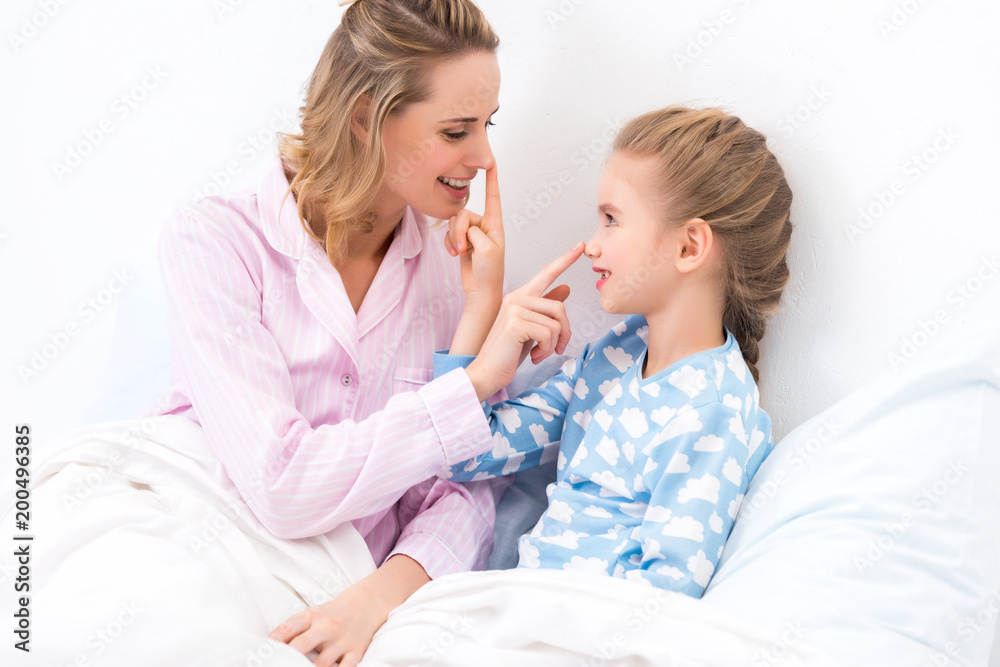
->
[433, 315, 774, 598]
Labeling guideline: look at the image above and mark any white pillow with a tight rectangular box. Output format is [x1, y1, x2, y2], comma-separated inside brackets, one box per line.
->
[704, 327, 1000, 667]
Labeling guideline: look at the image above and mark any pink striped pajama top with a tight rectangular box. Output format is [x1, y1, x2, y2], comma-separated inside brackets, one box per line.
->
[147, 157, 499, 578]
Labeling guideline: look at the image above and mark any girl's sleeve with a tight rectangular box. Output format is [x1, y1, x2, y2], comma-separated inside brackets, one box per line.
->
[431, 350, 587, 481]
[158, 209, 494, 540]
[629, 401, 750, 598]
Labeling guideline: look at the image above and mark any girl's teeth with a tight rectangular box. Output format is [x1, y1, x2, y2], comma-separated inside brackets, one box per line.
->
[438, 176, 471, 188]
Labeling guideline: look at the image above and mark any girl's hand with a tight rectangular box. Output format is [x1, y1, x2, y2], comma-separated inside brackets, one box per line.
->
[268, 555, 430, 667]
[445, 165, 504, 307]
[464, 242, 585, 402]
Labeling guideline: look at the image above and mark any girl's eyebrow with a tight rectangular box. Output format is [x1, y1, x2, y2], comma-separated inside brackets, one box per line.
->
[441, 105, 500, 124]
[599, 203, 623, 216]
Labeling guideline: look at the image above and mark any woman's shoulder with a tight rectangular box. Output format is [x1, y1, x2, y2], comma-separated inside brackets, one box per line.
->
[173, 190, 259, 233]
[160, 166, 283, 264]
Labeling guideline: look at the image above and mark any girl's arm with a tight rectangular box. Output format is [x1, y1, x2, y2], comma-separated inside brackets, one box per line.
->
[435, 351, 587, 481]
[431, 244, 587, 480]
[630, 401, 755, 598]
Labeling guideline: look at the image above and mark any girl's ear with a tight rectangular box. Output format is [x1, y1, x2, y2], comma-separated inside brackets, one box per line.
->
[351, 94, 372, 144]
[675, 218, 715, 274]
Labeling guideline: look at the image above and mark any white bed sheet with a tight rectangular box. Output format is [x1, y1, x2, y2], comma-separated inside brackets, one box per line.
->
[2, 415, 375, 666]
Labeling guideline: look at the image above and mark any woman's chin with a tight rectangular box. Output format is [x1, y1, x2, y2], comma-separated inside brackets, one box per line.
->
[415, 200, 466, 221]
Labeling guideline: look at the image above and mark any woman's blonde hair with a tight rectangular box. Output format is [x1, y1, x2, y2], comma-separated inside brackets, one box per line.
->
[614, 106, 793, 383]
[279, 0, 499, 265]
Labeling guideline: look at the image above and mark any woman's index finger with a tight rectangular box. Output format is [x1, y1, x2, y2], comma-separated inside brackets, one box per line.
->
[483, 164, 501, 219]
[522, 242, 585, 296]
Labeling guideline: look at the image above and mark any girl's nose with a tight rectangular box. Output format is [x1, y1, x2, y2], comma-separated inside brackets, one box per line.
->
[584, 235, 600, 258]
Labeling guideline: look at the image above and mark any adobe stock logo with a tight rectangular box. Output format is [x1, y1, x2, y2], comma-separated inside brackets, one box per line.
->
[50, 66, 168, 182]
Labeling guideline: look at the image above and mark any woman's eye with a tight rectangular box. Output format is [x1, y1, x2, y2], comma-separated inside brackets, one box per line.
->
[486, 119, 496, 129]
[443, 130, 469, 141]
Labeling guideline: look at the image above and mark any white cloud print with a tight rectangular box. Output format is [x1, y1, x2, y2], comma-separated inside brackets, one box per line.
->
[661, 516, 704, 542]
[594, 436, 620, 465]
[677, 474, 721, 504]
[552, 380, 573, 401]
[519, 540, 540, 568]
[722, 457, 743, 485]
[519, 393, 557, 422]
[619, 408, 650, 438]
[645, 505, 673, 522]
[659, 405, 703, 442]
[496, 406, 521, 432]
[656, 564, 684, 580]
[583, 505, 613, 519]
[618, 501, 648, 518]
[728, 493, 745, 520]
[668, 365, 708, 398]
[603, 346, 634, 373]
[502, 451, 526, 476]
[539, 530, 588, 550]
[687, 549, 715, 587]
[598, 379, 624, 406]
[591, 470, 633, 499]
[693, 434, 724, 452]
[547, 499, 575, 523]
[664, 452, 692, 474]
[726, 350, 747, 383]
[593, 409, 614, 432]
[529, 424, 551, 448]
[563, 556, 610, 576]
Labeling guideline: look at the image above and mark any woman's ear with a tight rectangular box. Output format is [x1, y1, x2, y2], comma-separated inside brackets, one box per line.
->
[350, 94, 372, 144]
[675, 218, 714, 274]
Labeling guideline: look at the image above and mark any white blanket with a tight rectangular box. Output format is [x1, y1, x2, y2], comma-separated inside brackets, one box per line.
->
[362, 568, 841, 666]
[5, 415, 841, 666]
[3, 415, 374, 666]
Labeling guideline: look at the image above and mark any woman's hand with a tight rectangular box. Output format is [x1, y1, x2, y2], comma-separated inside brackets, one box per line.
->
[268, 554, 430, 667]
[446, 165, 506, 356]
[464, 242, 585, 402]
[445, 164, 505, 308]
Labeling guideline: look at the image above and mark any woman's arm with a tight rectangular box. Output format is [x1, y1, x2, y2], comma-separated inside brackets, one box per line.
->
[158, 207, 494, 541]
[268, 553, 429, 667]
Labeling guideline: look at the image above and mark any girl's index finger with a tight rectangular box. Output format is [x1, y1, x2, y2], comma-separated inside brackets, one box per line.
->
[522, 242, 585, 296]
[483, 164, 501, 220]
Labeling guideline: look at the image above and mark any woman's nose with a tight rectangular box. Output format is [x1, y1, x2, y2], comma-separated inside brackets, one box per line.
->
[467, 129, 495, 171]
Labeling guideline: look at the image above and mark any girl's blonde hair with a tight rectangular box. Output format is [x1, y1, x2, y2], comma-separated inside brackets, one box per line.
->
[279, 0, 499, 265]
[614, 106, 793, 383]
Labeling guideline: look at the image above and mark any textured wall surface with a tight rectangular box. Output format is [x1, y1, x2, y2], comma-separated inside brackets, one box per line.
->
[4, 0, 999, 444]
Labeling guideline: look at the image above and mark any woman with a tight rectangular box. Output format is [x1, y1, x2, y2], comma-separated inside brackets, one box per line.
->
[153, 0, 507, 663]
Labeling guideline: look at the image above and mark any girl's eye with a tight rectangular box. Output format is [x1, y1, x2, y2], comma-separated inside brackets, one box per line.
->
[606, 215, 618, 227]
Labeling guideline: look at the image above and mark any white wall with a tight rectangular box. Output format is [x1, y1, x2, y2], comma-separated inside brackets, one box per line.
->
[4, 0, 999, 449]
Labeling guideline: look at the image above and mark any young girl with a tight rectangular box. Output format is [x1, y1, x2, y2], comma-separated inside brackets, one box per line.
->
[438, 105, 793, 597]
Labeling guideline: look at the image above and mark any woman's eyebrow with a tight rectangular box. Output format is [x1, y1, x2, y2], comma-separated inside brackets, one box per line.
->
[441, 105, 500, 124]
